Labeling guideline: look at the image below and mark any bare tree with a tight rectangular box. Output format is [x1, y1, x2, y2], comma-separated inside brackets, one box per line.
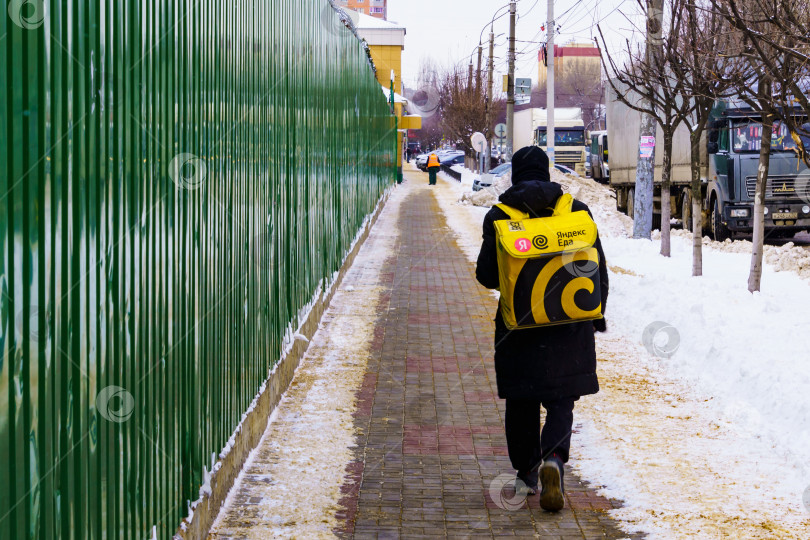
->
[438, 67, 502, 155]
[599, 0, 686, 256]
[668, 1, 738, 276]
[708, 0, 810, 291]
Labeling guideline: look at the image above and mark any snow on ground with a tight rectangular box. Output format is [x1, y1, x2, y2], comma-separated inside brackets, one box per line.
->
[434, 163, 810, 538]
[209, 186, 404, 539]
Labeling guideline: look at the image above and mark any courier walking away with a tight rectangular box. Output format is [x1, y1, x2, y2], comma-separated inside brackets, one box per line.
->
[475, 146, 610, 512]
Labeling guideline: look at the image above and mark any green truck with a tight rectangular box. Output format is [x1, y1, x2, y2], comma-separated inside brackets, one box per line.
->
[607, 83, 810, 239]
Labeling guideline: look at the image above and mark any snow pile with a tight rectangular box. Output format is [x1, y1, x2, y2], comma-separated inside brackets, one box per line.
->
[765, 241, 810, 278]
[459, 172, 512, 207]
[586, 234, 810, 538]
[655, 228, 810, 281]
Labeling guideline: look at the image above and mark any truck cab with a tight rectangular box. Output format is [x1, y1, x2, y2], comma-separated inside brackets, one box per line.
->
[534, 124, 587, 175]
[706, 108, 810, 240]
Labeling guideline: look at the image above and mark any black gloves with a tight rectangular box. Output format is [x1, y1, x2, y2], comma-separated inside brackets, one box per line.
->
[593, 318, 607, 333]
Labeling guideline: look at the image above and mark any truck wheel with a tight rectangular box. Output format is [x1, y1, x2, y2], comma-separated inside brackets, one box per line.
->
[682, 191, 692, 232]
[627, 188, 635, 219]
[711, 198, 730, 241]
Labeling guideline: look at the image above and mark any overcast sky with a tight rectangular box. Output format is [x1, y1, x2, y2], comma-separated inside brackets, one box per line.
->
[387, 0, 645, 93]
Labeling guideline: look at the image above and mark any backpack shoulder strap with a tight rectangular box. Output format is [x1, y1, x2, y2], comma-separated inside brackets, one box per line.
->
[494, 203, 530, 220]
[551, 193, 574, 216]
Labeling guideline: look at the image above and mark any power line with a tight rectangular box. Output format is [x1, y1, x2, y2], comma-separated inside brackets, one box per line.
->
[561, 0, 630, 37]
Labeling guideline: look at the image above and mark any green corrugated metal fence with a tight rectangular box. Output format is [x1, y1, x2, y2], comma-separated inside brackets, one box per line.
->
[0, 0, 395, 538]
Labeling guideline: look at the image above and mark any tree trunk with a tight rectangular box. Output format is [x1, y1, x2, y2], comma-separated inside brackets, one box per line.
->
[660, 130, 673, 257]
[690, 130, 703, 276]
[634, 111, 657, 239]
[748, 112, 773, 292]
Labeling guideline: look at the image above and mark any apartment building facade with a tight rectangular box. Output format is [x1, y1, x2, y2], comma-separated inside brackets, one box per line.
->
[336, 0, 387, 19]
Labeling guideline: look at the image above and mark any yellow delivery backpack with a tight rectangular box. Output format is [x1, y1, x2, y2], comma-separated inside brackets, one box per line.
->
[493, 193, 603, 330]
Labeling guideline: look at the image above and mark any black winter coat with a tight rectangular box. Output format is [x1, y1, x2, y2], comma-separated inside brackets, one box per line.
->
[475, 180, 610, 401]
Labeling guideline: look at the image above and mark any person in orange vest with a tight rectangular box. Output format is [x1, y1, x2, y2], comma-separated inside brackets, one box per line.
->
[426, 152, 441, 185]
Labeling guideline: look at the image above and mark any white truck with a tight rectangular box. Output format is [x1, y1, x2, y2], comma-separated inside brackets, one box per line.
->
[514, 107, 587, 175]
[607, 81, 810, 239]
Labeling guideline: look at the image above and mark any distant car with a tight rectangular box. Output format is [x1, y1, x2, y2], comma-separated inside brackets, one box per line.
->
[416, 150, 462, 170]
[440, 153, 465, 166]
[416, 153, 430, 169]
[473, 163, 512, 191]
[554, 164, 580, 177]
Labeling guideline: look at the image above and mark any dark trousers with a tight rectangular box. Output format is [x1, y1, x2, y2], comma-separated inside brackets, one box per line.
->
[505, 397, 576, 473]
[428, 166, 439, 184]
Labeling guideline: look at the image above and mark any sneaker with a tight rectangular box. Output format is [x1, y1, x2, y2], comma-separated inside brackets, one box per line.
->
[515, 471, 538, 496]
[515, 461, 541, 496]
[539, 454, 565, 512]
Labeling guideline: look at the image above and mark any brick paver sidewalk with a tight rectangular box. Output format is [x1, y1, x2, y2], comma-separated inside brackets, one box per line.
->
[336, 170, 635, 539]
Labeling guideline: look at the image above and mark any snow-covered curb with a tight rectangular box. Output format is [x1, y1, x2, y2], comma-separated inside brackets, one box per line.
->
[173, 186, 394, 539]
[208, 182, 405, 538]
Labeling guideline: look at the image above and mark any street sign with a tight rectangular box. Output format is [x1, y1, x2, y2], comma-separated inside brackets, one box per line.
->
[515, 78, 531, 95]
[515, 95, 531, 105]
[471, 131, 487, 153]
[495, 138, 506, 147]
[503, 77, 533, 95]
[494, 123, 507, 138]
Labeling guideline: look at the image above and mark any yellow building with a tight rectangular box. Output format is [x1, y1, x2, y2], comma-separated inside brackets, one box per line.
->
[347, 11, 421, 180]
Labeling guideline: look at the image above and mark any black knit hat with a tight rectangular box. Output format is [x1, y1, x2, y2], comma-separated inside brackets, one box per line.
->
[511, 146, 550, 184]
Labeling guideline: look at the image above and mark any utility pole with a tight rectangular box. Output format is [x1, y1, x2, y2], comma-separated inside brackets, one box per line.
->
[632, 0, 664, 239]
[506, 1, 516, 160]
[485, 29, 494, 172]
[468, 61, 474, 94]
[547, 0, 555, 167]
[476, 44, 483, 94]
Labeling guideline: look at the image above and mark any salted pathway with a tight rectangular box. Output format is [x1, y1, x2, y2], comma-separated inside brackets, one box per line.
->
[336, 170, 633, 539]
[210, 169, 636, 539]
